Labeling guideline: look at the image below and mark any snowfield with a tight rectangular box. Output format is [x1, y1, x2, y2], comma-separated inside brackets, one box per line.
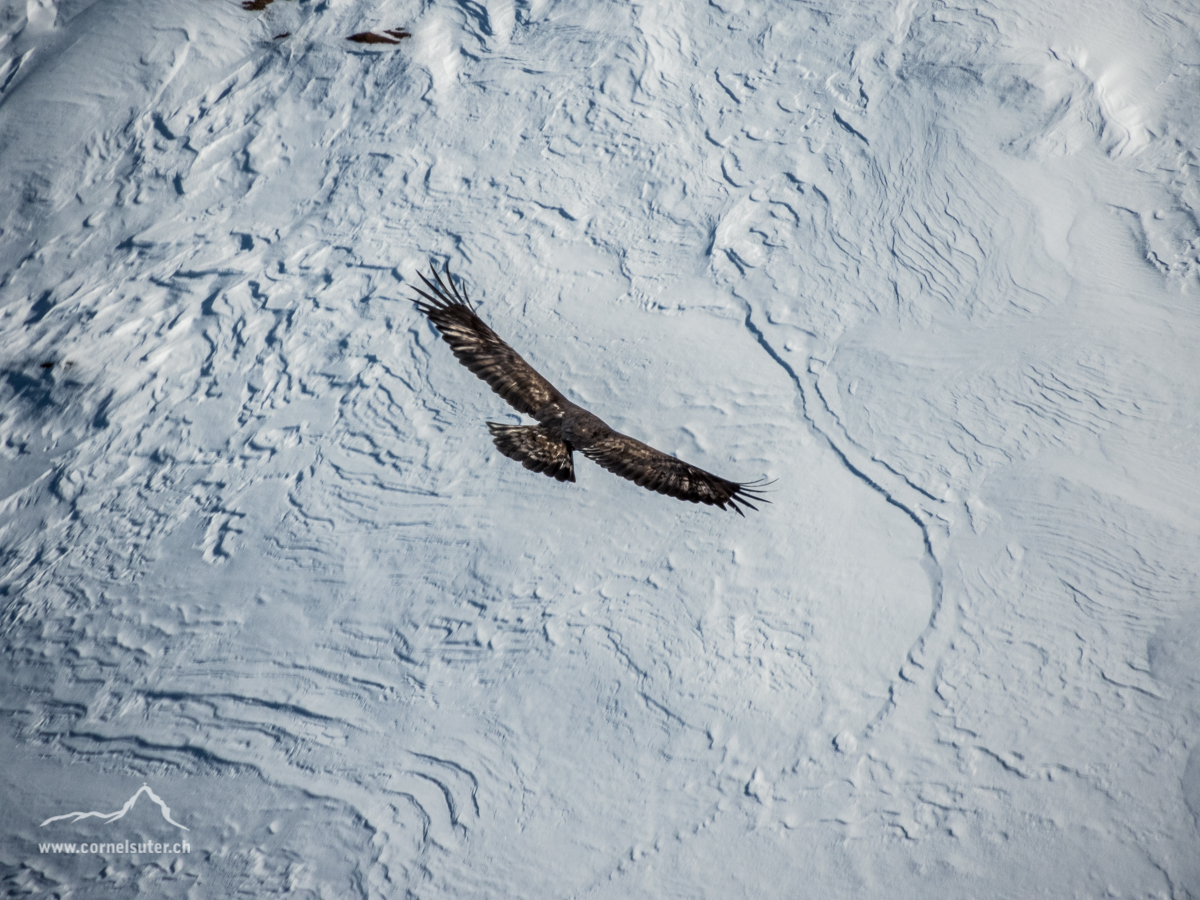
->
[2, 0, 1198, 896]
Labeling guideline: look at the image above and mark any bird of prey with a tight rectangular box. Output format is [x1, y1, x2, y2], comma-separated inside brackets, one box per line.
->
[411, 263, 769, 515]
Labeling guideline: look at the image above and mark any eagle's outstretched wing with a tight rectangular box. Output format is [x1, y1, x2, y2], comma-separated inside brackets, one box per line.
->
[412, 264, 565, 418]
[581, 431, 769, 516]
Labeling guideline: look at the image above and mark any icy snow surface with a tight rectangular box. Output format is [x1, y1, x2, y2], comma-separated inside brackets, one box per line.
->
[2, 0, 1199, 896]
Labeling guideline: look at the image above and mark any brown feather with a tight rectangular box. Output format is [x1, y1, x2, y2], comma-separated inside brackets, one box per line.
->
[580, 432, 768, 516]
[412, 263, 565, 419]
[487, 422, 575, 483]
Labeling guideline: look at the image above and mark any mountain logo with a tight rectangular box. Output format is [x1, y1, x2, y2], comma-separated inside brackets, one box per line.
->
[40, 784, 189, 831]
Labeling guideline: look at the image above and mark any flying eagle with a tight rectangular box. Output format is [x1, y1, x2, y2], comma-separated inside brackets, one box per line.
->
[412, 263, 769, 515]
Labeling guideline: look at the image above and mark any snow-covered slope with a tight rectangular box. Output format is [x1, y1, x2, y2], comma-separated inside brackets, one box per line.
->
[2, 0, 1198, 896]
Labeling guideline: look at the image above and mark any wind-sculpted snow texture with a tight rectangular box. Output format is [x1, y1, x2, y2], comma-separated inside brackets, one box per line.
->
[2, 0, 1198, 897]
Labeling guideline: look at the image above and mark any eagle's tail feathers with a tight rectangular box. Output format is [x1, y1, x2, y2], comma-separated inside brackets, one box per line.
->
[487, 423, 575, 484]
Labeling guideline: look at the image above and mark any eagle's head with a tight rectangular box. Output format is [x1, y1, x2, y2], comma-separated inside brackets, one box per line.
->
[561, 408, 609, 448]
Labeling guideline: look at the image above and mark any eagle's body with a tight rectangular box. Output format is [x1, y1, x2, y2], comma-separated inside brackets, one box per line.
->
[412, 263, 768, 515]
